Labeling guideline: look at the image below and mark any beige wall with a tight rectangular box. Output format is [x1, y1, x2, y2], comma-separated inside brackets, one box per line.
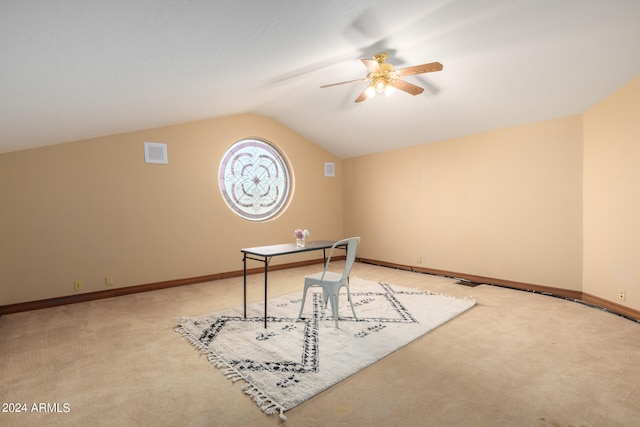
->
[2, 76, 639, 312]
[344, 115, 584, 291]
[583, 75, 640, 308]
[0, 114, 343, 305]
[343, 75, 640, 312]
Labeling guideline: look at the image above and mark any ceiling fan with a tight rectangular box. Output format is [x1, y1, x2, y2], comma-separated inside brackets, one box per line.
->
[321, 52, 443, 103]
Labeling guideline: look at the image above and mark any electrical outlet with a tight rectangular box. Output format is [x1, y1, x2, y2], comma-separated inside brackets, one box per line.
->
[618, 288, 626, 301]
[416, 256, 422, 264]
[74, 280, 83, 291]
[105, 276, 113, 287]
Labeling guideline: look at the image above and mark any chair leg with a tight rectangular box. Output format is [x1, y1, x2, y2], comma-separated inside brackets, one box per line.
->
[298, 287, 308, 319]
[347, 289, 357, 320]
[345, 279, 357, 320]
[321, 289, 330, 317]
[329, 293, 340, 328]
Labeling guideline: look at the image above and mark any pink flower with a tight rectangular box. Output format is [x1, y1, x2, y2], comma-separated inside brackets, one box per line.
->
[294, 229, 310, 239]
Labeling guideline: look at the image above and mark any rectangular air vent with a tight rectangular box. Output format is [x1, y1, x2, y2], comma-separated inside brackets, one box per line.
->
[144, 142, 168, 164]
[324, 162, 335, 177]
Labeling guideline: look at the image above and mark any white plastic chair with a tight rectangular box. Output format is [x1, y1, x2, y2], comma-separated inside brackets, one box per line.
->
[297, 237, 360, 328]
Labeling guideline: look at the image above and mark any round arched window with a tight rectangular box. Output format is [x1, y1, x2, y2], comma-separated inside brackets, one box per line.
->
[218, 138, 292, 221]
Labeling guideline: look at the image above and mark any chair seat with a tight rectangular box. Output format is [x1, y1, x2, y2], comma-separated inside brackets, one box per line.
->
[305, 271, 342, 283]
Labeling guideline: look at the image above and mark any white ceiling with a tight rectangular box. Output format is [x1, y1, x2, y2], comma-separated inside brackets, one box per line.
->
[1, 0, 639, 159]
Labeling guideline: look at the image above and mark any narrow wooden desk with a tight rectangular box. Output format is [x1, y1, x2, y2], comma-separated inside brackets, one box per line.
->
[241, 240, 337, 328]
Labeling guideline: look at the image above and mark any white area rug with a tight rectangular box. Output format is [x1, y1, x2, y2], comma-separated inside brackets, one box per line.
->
[175, 277, 476, 420]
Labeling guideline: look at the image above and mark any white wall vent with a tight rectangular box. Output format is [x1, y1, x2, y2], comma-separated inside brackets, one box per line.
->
[324, 162, 335, 177]
[144, 142, 168, 164]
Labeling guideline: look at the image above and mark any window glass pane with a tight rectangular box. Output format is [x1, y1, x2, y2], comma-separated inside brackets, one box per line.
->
[218, 138, 291, 221]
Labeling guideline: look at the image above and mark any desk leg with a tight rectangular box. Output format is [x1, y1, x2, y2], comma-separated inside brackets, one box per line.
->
[264, 258, 268, 328]
[243, 253, 247, 318]
[243, 254, 247, 318]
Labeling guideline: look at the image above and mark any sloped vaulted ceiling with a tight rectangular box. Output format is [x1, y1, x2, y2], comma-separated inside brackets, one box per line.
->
[1, 0, 639, 158]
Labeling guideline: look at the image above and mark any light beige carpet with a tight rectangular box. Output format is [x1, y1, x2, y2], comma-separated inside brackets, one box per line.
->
[1, 262, 639, 426]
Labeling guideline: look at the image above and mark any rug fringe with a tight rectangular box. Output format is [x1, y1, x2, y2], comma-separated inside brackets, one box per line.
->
[174, 325, 210, 353]
[175, 322, 288, 421]
[243, 382, 287, 421]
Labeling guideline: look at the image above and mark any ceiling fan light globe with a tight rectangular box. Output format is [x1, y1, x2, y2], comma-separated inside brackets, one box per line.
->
[365, 85, 376, 98]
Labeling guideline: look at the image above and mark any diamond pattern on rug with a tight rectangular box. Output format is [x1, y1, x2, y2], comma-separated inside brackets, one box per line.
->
[176, 278, 476, 420]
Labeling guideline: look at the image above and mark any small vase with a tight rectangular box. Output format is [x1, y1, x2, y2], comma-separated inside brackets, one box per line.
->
[296, 238, 305, 247]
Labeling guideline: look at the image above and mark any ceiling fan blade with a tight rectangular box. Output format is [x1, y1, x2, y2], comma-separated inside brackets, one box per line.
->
[361, 58, 382, 73]
[355, 87, 369, 103]
[389, 79, 424, 96]
[320, 78, 368, 88]
[396, 61, 443, 77]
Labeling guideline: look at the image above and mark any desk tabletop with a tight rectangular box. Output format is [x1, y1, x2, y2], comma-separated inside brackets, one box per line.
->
[241, 240, 337, 257]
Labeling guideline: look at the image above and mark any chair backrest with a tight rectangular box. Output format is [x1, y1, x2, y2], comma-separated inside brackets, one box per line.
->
[326, 237, 360, 282]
